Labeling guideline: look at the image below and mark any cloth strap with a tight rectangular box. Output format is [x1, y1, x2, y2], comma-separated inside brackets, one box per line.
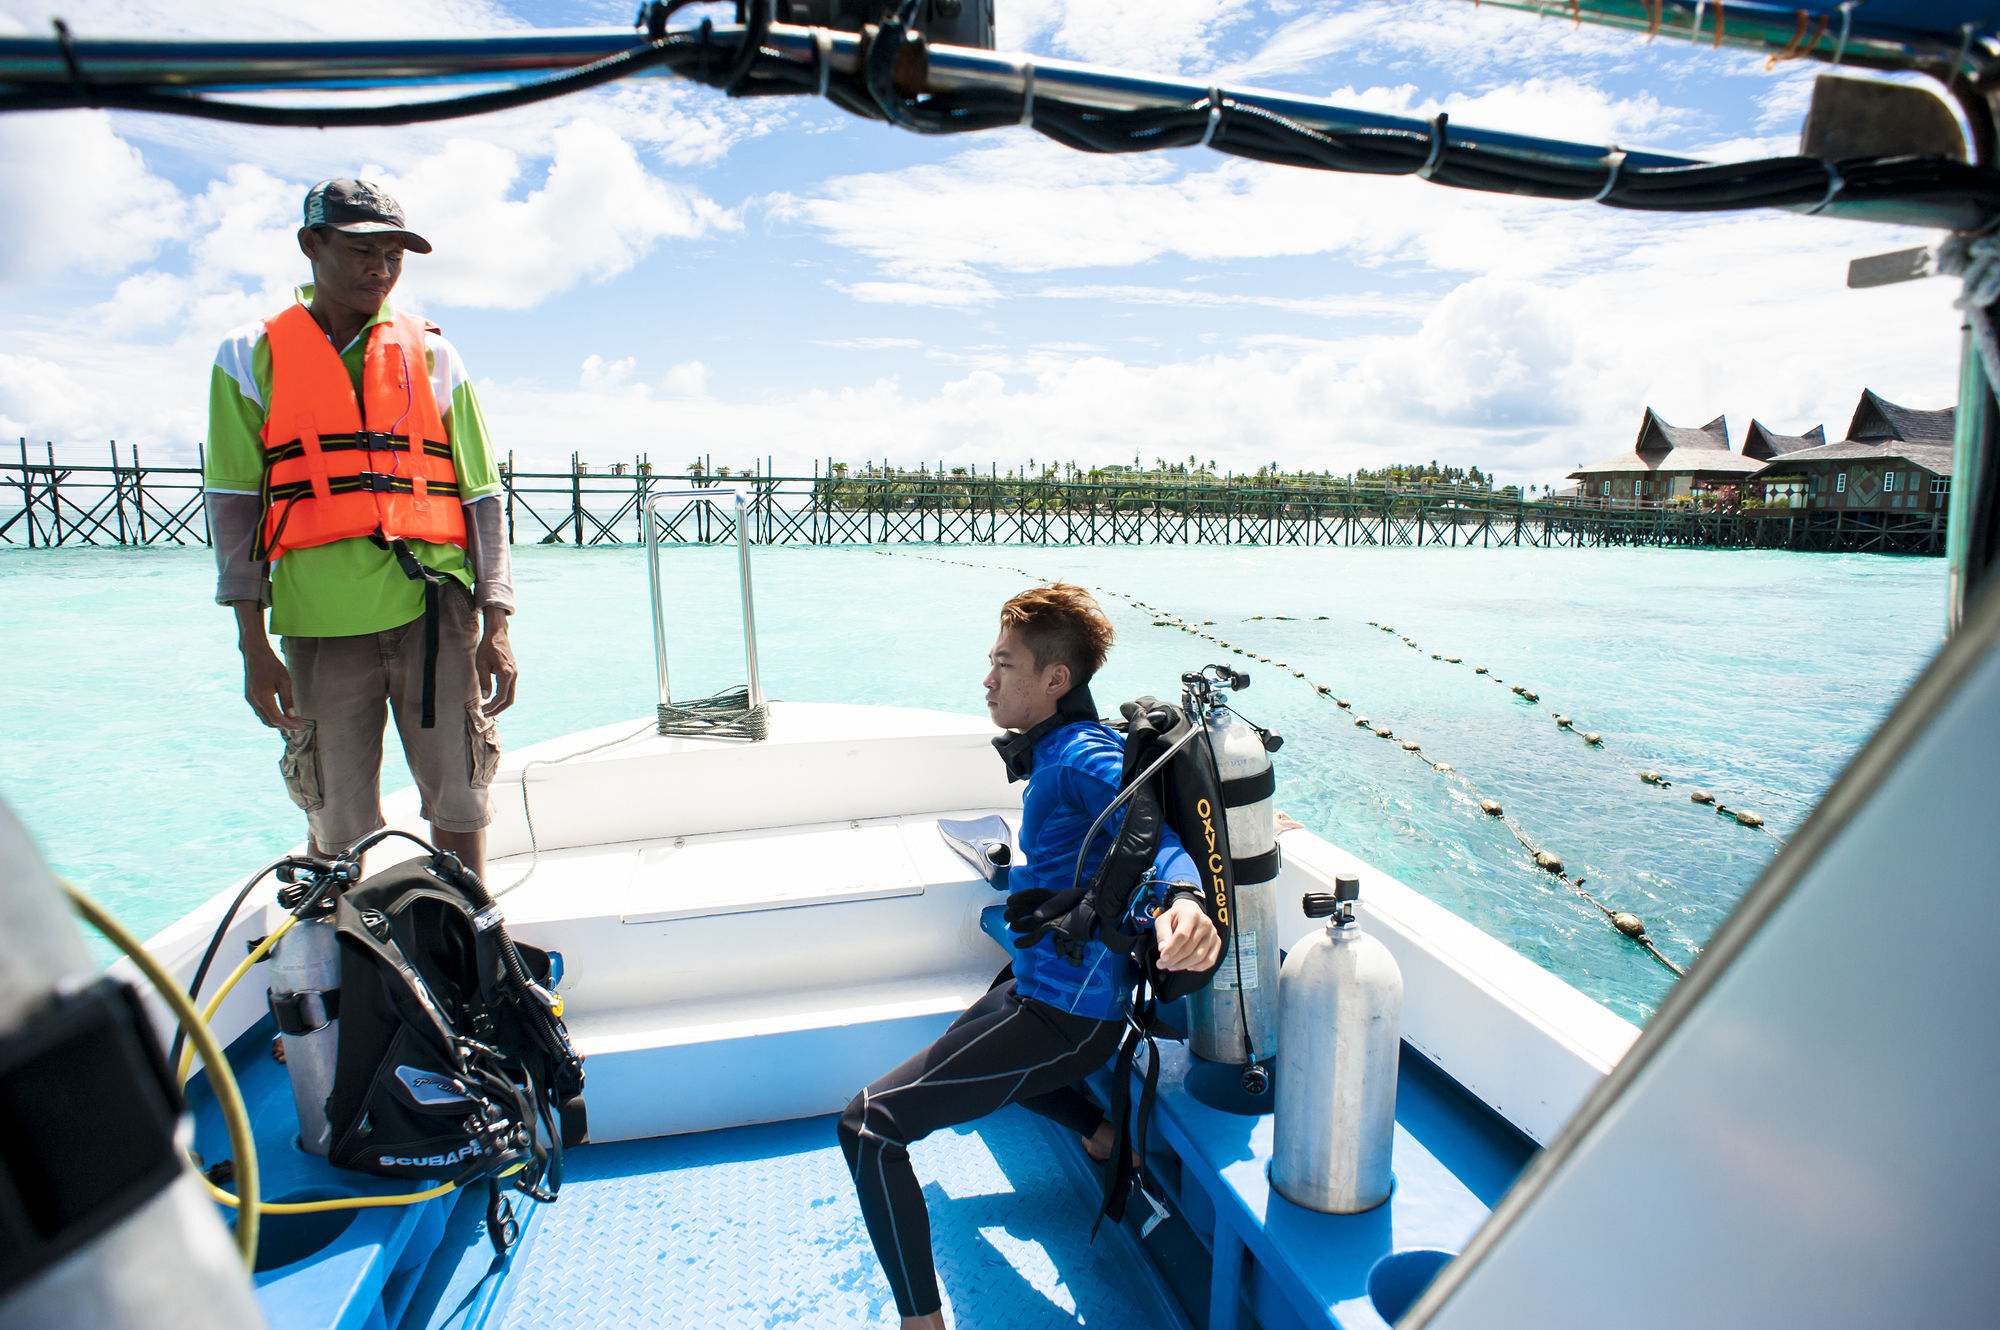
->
[269, 473, 462, 503]
[1219, 767, 1275, 807]
[266, 432, 452, 465]
[380, 534, 453, 729]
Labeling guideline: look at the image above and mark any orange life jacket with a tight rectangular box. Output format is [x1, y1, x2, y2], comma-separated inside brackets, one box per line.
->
[256, 303, 466, 561]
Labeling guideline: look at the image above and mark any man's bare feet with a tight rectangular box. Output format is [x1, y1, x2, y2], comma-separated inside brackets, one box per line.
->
[901, 1314, 946, 1330]
[1082, 1119, 1118, 1163]
[1274, 809, 1304, 836]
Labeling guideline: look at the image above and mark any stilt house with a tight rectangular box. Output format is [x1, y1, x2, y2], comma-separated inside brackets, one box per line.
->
[1567, 410, 1763, 504]
[1751, 391, 1955, 512]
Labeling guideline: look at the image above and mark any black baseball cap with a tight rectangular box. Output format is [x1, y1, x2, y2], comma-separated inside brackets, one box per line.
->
[302, 178, 432, 254]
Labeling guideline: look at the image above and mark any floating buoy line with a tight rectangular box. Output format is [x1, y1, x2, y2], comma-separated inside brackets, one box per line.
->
[880, 549, 1690, 977]
[1358, 620, 1784, 843]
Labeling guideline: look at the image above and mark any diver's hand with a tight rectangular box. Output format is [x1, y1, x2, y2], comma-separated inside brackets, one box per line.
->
[1004, 884, 1087, 949]
[241, 639, 305, 731]
[1154, 899, 1221, 972]
[477, 609, 518, 717]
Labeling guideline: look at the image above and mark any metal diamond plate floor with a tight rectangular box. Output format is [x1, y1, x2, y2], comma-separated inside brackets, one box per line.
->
[433, 1106, 1164, 1329]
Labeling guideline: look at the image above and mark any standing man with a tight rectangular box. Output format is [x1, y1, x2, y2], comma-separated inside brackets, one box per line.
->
[204, 179, 517, 881]
[839, 584, 1222, 1330]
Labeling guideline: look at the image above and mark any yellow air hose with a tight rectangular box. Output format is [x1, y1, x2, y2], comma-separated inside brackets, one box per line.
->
[61, 878, 262, 1272]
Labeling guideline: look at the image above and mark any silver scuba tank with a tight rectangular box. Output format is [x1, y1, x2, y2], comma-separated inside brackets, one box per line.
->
[1188, 701, 1281, 1076]
[266, 913, 341, 1155]
[1271, 878, 1403, 1214]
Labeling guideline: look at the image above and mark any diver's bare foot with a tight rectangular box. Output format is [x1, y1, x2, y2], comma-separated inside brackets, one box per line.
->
[1274, 809, 1304, 835]
[1082, 1120, 1117, 1162]
[901, 1313, 946, 1330]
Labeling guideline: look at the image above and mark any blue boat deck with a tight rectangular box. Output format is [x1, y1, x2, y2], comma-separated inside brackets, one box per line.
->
[191, 1003, 1534, 1330]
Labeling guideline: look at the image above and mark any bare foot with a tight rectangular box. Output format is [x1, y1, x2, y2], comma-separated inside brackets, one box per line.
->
[1082, 1119, 1117, 1163]
[1274, 810, 1304, 836]
[901, 1315, 946, 1330]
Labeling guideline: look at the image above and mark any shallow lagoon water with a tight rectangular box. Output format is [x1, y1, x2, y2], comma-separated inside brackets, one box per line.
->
[0, 543, 1944, 1023]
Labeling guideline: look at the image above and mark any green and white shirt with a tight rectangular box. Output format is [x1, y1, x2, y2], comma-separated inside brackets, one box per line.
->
[204, 289, 505, 638]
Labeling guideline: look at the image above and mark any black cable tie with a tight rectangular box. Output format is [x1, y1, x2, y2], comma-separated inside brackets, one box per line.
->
[52, 19, 93, 107]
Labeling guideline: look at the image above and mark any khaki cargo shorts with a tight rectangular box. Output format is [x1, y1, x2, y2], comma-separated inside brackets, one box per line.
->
[277, 586, 499, 852]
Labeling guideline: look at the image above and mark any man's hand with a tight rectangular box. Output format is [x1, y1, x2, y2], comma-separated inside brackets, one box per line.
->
[1154, 898, 1221, 972]
[232, 602, 305, 731]
[477, 609, 519, 717]
[242, 640, 305, 731]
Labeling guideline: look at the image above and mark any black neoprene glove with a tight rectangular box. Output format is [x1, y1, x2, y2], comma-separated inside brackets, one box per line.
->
[1003, 884, 1088, 951]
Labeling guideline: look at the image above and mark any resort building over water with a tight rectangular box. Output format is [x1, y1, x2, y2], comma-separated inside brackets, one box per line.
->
[1567, 409, 1763, 503]
[1568, 392, 1956, 514]
[1752, 390, 1956, 512]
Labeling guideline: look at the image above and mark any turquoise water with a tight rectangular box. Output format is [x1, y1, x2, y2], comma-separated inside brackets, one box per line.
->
[0, 544, 1944, 1023]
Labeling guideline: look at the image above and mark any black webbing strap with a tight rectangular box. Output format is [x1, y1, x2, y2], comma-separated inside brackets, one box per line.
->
[382, 535, 449, 729]
[266, 432, 452, 465]
[1093, 969, 1163, 1240]
[269, 473, 462, 503]
[268, 986, 341, 1036]
[1219, 766, 1275, 808]
[1234, 844, 1281, 885]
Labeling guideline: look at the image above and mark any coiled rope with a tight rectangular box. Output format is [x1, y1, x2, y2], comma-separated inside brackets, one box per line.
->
[882, 550, 1690, 977]
[658, 683, 770, 741]
[1355, 621, 1784, 842]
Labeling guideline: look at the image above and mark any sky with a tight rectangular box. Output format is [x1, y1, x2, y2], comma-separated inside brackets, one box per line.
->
[0, 0, 1972, 487]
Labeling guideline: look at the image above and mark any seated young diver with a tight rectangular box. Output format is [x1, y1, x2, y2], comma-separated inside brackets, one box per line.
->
[839, 583, 1223, 1330]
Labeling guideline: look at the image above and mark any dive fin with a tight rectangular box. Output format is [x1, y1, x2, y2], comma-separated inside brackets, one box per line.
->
[937, 816, 1016, 887]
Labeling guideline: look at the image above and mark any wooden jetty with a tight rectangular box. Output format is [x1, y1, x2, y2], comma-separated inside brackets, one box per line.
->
[2, 443, 1946, 555]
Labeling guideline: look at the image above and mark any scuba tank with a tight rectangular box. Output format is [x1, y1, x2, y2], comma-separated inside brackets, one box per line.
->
[1271, 878, 1403, 1214]
[1188, 697, 1282, 1090]
[265, 876, 343, 1155]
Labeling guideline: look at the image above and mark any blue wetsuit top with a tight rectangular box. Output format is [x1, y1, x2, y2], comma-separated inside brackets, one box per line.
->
[1009, 718, 1199, 1022]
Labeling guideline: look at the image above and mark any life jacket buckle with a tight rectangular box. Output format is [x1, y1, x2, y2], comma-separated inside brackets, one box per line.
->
[357, 429, 397, 451]
[356, 471, 399, 493]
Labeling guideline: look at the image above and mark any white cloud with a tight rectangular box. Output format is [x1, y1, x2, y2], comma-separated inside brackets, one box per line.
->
[662, 360, 709, 397]
[369, 121, 738, 311]
[1003, 0, 1258, 74]
[0, 112, 184, 282]
[580, 354, 637, 389]
[812, 336, 926, 350]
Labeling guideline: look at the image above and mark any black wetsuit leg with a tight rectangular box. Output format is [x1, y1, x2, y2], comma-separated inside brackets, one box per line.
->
[838, 979, 1123, 1318]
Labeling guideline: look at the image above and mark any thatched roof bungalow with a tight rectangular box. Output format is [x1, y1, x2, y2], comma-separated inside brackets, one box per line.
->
[1742, 420, 1825, 461]
[1568, 409, 1764, 503]
[1753, 390, 1955, 512]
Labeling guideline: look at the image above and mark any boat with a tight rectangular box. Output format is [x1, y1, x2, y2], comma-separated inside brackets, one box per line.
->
[2, 3, 1998, 1328]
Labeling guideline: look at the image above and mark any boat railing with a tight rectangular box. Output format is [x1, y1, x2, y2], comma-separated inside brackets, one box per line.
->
[643, 485, 766, 729]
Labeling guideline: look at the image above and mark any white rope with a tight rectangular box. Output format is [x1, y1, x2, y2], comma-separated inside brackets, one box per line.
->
[813, 27, 831, 98]
[1018, 57, 1035, 128]
[1831, 1, 1855, 66]
[1199, 87, 1223, 147]
[1939, 233, 2000, 400]
[1418, 113, 1448, 179]
[494, 722, 656, 898]
[1592, 149, 1626, 203]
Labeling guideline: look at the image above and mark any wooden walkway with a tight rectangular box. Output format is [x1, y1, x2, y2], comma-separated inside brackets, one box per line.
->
[2, 447, 1946, 556]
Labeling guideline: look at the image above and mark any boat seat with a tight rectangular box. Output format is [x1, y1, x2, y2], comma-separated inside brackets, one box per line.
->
[489, 809, 1020, 1141]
